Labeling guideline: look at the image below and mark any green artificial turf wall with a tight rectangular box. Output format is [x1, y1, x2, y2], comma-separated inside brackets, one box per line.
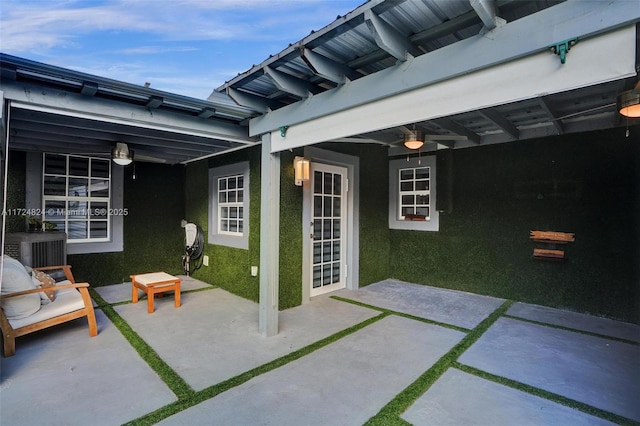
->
[389, 128, 639, 323]
[184, 147, 263, 304]
[68, 162, 186, 285]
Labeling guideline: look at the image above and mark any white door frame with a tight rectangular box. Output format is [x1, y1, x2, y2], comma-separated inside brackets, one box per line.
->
[301, 147, 359, 303]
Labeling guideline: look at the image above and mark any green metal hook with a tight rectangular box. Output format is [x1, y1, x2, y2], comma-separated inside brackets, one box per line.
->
[549, 38, 578, 64]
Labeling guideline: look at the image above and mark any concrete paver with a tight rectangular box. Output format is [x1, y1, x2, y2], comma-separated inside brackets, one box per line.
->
[3, 279, 637, 425]
[402, 368, 615, 425]
[340, 279, 504, 329]
[458, 317, 640, 422]
[159, 315, 466, 425]
[507, 302, 640, 343]
[115, 288, 380, 391]
[95, 275, 211, 304]
[0, 310, 177, 426]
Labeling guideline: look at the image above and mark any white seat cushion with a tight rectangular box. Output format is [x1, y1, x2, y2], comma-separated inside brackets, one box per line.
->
[1, 255, 41, 320]
[9, 280, 85, 329]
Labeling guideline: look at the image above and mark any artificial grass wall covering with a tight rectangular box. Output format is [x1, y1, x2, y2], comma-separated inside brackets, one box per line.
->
[184, 147, 262, 304]
[68, 162, 186, 285]
[389, 128, 639, 323]
[278, 150, 304, 309]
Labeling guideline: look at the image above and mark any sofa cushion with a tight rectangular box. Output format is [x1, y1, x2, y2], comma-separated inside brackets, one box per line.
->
[8, 280, 85, 329]
[33, 270, 57, 303]
[1, 255, 41, 319]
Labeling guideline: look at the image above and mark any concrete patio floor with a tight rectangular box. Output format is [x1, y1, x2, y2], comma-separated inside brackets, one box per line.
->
[1, 277, 639, 425]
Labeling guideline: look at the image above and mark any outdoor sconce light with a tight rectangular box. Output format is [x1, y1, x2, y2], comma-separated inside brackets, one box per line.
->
[618, 89, 640, 118]
[112, 142, 134, 166]
[404, 129, 425, 150]
[294, 156, 310, 186]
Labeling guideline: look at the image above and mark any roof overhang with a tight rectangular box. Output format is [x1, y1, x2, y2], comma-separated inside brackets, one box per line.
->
[219, 0, 640, 154]
[1, 54, 259, 165]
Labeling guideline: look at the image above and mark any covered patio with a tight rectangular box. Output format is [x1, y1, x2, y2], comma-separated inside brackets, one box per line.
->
[1, 279, 639, 425]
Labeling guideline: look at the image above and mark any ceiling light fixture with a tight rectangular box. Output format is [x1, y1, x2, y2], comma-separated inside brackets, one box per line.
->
[112, 142, 134, 166]
[404, 129, 425, 150]
[618, 89, 640, 118]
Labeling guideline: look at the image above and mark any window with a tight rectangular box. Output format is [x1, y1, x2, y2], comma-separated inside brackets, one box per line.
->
[209, 162, 250, 249]
[217, 174, 244, 235]
[42, 153, 111, 243]
[389, 156, 439, 231]
[398, 166, 430, 221]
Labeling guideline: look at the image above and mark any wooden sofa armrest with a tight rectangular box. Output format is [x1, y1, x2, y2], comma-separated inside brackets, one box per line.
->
[0, 282, 97, 357]
[33, 265, 75, 283]
[0, 283, 89, 300]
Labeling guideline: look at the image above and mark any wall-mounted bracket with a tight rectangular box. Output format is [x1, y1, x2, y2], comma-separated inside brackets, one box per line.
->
[279, 126, 289, 137]
[548, 38, 577, 64]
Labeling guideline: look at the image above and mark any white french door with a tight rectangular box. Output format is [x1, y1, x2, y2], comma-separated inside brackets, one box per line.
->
[309, 163, 347, 297]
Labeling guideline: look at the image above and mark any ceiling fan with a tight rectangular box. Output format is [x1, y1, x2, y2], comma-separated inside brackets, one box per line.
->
[393, 125, 468, 150]
[72, 142, 167, 165]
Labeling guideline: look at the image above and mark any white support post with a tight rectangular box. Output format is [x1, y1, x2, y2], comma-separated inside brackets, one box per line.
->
[259, 133, 280, 336]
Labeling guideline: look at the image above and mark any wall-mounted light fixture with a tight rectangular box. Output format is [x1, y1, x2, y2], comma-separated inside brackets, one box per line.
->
[404, 129, 425, 150]
[294, 156, 310, 186]
[112, 142, 134, 165]
[618, 89, 640, 118]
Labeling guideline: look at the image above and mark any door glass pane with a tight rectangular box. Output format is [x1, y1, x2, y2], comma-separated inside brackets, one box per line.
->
[313, 243, 322, 263]
[323, 242, 331, 262]
[314, 195, 322, 216]
[313, 266, 322, 288]
[323, 173, 332, 195]
[323, 219, 331, 239]
[333, 174, 342, 196]
[333, 197, 341, 217]
[314, 171, 322, 193]
[332, 220, 341, 238]
[313, 219, 322, 239]
[323, 196, 332, 216]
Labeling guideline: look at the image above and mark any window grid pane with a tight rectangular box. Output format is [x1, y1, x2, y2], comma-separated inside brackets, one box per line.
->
[218, 174, 244, 236]
[398, 166, 430, 220]
[42, 153, 111, 243]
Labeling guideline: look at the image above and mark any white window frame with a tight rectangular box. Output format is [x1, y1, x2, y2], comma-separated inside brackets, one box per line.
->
[42, 153, 111, 243]
[389, 156, 439, 232]
[208, 162, 250, 249]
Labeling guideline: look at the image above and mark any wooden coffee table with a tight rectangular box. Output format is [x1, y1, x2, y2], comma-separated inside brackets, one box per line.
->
[131, 272, 181, 313]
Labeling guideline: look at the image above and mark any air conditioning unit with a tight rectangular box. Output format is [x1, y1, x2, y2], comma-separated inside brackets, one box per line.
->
[4, 232, 67, 268]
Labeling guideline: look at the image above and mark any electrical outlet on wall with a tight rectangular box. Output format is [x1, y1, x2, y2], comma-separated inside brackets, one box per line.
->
[251, 266, 258, 276]
[203, 255, 209, 266]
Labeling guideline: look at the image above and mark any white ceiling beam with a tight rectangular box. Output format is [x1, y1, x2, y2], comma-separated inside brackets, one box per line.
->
[2, 81, 255, 144]
[538, 97, 564, 134]
[432, 118, 481, 144]
[251, 0, 639, 138]
[226, 87, 275, 113]
[478, 108, 520, 139]
[264, 66, 312, 98]
[470, 0, 505, 32]
[300, 47, 359, 84]
[364, 9, 418, 62]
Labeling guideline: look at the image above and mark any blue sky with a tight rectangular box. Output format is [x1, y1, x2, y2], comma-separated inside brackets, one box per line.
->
[0, 0, 363, 99]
